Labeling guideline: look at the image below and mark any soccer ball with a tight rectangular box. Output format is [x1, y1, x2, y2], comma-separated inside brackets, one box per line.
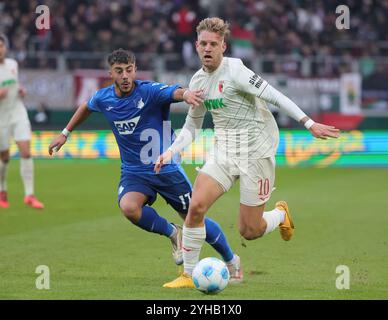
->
[192, 257, 230, 294]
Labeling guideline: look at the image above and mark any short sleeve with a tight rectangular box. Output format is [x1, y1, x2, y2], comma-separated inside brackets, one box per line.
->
[149, 82, 180, 105]
[231, 59, 269, 98]
[86, 91, 101, 112]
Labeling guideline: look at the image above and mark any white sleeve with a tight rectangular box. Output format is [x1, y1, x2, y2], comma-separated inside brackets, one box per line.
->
[231, 58, 307, 122]
[231, 58, 269, 97]
[259, 84, 307, 122]
[168, 105, 206, 155]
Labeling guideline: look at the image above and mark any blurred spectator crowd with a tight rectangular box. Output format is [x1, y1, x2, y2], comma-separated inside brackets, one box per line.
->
[0, 0, 387, 76]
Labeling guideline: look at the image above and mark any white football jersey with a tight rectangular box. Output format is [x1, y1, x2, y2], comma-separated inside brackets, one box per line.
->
[0, 58, 27, 124]
[188, 57, 279, 159]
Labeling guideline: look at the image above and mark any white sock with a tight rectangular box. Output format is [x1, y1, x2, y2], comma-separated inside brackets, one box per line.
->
[263, 208, 285, 235]
[20, 158, 34, 196]
[169, 224, 177, 238]
[0, 160, 8, 192]
[182, 225, 206, 276]
[226, 254, 238, 265]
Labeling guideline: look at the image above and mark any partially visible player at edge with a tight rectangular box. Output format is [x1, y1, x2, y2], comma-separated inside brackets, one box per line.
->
[48, 49, 244, 283]
[0, 34, 44, 209]
[155, 18, 340, 288]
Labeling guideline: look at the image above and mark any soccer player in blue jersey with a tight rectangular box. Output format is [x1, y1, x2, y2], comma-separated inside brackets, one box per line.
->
[48, 49, 243, 284]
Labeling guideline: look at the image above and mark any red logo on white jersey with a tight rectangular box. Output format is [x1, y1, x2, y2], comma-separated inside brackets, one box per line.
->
[218, 80, 224, 93]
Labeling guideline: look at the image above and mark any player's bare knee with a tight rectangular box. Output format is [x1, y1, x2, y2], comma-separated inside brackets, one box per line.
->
[120, 202, 141, 223]
[189, 199, 207, 217]
[187, 200, 207, 224]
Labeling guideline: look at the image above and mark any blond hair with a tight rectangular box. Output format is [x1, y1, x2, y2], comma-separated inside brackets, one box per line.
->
[196, 17, 230, 38]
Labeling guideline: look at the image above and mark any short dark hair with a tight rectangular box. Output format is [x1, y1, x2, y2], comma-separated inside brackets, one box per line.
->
[107, 49, 136, 66]
[0, 34, 9, 47]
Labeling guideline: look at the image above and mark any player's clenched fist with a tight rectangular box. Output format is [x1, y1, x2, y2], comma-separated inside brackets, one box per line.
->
[154, 149, 174, 174]
[48, 134, 67, 156]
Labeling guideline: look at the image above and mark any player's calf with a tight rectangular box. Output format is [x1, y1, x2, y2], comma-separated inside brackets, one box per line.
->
[238, 220, 266, 240]
[238, 204, 267, 240]
[239, 227, 265, 240]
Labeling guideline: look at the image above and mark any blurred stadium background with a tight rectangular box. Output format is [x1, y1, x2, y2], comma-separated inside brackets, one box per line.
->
[2, 0, 388, 165]
[1, 0, 388, 300]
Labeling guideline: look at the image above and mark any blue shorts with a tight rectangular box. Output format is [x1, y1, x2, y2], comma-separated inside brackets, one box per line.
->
[118, 169, 192, 214]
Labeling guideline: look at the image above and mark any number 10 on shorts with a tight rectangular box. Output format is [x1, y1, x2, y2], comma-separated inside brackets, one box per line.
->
[258, 178, 270, 201]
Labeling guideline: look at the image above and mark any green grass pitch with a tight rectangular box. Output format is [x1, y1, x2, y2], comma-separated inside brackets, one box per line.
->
[0, 159, 387, 299]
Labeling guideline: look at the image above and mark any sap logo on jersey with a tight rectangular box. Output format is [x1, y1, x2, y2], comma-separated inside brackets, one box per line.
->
[114, 116, 140, 135]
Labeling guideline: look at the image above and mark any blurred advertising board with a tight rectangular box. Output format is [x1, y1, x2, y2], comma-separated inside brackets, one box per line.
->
[10, 130, 388, 168]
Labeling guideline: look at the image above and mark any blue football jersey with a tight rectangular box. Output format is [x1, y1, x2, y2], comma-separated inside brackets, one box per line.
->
[87, 80, 182, 173]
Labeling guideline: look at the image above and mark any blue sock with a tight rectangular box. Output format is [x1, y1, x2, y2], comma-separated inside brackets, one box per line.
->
[205, 217, 234, 262]
[136, 206, 174, 237]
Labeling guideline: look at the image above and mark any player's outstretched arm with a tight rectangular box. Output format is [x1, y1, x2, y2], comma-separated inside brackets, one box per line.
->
[232, 60, 340, 140]
[48, 102, 92, 155]
[260, 85, 340, 139]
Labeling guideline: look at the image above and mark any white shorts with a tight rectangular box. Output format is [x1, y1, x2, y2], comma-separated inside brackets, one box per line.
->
[199, 155, 276, 206]
[0, 117, 31, 151]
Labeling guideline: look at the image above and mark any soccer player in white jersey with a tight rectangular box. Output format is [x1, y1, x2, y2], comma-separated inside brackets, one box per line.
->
[0, 34, 44, 209]
[155, 17, 340, 288]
